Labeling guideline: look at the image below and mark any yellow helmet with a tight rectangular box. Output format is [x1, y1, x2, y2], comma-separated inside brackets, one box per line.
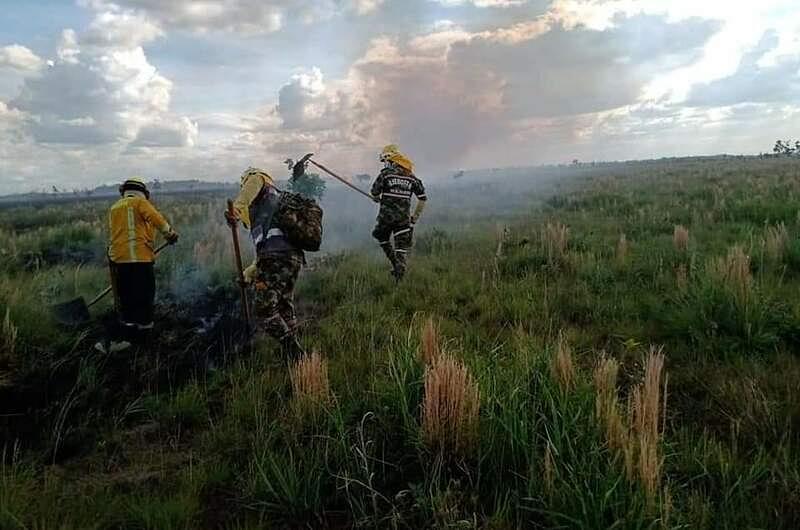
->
[119, 176, 150, 198]
[380, 144, 400, 163]
[240, 167, 273, 186]
[380, 145, 414, 172]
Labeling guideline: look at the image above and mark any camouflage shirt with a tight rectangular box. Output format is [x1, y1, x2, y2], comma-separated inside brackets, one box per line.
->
[371, 167, 427, 219]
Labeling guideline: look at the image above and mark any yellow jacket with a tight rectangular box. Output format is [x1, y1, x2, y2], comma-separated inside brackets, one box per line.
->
[232, 170, 273, 229]
[108, 192, 173, 263]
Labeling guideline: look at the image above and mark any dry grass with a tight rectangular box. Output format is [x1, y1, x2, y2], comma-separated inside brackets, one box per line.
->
[420, 317, 442, 365]
[763, 223, 788, 261]
[673, 225, 689, 252]
[542, 222, 569, 264]
[0, 309, 17, 388]
[709, 245, 752, 304]
[675, 264, 688, 291]
[594, 348, 668, 505]
[543, 441, 555, 495]
[421, 354, 481, 455]
[593, 355, 627, 454]
[551, 332, 576, 391]
[616, 233, 629, 266]
[629, 347, 667, 503]
[289, 351, 332, 418]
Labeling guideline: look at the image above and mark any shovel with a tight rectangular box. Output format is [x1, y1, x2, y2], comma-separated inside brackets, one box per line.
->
[51, 242, 171, 326]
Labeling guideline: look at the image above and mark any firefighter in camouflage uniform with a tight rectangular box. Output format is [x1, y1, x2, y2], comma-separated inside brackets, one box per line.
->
[226, 167, 306, 359]
[371, 145, 427, 280]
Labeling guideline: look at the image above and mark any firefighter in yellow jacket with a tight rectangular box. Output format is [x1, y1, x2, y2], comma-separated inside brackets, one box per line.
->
[97, 178, 178, 353]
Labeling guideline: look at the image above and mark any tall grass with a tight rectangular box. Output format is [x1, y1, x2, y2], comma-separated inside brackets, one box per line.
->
[421, 354, 481, 455]
[673, 225, 689, 252]
[542, 222, 569, 265]
[289, 351, 332, 420]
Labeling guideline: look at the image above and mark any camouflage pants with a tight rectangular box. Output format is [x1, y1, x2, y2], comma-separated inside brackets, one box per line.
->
[253, 250, 303, 340]
[372, 205, 413, 272]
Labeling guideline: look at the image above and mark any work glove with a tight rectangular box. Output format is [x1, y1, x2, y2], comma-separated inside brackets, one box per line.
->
[165, 231, 179, 245]
[224, 209, 238, 227]
[371, 195, 380, 204]
[242, 263, 258, 285]
[410, 215, 418, 226]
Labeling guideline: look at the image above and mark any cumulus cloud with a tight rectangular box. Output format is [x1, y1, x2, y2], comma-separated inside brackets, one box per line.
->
[434, 0, 528, 7]
[86, 0, 385, 34]
[687, 31, 800, 107]
[131, 117, 199, 148]
[9, 6, 191, 148]
[0, 45, 44, 71]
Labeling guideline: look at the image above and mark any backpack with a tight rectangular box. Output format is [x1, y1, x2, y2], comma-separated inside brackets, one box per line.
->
[273, 192, 323, 251]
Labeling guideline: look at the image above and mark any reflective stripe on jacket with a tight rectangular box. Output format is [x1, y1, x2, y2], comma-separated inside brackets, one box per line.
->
[108, 194, 172, 263]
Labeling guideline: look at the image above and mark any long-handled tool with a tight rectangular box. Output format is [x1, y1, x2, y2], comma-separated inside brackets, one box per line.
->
[227, 199, 251, 328]
[51, 242, 171, 326]
[291, 153, 375, 201]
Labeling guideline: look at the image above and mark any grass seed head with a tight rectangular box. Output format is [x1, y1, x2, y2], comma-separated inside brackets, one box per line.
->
[763, 223, 788, 261]
[289, 351, 331, 419]
[551, 331, 576, 391]
[542, 222, 570, 264]
[421, 354, 480, 455]
[673, 225, 689, 252]
[420, 317, 442, 365]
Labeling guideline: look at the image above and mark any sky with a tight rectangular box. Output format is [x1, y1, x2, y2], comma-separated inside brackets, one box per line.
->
[0, 0, 798, 194]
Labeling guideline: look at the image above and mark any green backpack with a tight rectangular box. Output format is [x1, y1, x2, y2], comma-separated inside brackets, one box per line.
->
[273, 192, 323, 252]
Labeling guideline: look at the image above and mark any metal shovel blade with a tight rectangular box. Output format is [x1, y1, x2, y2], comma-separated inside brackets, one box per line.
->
[51, 297, 91, 326]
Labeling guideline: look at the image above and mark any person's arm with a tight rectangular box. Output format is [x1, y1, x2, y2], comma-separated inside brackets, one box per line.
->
[231, 173, 266, 228]
[370, 170, 385, 202]
[140, 200, 178, 242]
[411, 176, 427, 224]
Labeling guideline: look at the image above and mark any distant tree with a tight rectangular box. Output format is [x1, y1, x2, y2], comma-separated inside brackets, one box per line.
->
[289, 172, 326, 201]
[152, 179, 162, 189]
[355, 173, 371, 183]
[774, 139, 798, 157]
[572, 159, 579, 166]
[452, 170, 465, 180]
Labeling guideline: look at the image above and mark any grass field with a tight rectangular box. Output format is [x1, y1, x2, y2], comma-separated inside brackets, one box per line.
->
[1, 157, 799, 529]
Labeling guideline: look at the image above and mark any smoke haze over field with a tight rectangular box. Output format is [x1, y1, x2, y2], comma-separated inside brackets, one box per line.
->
[1, 0, 799, 193]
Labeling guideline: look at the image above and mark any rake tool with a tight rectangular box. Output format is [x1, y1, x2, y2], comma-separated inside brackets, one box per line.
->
[227, 199, 251, 328]
[289, 153, 375, 201]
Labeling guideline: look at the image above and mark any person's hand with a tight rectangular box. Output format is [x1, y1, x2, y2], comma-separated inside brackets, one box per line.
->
[371, 195, 380, 204]
[410, 215, 418, 226]
[243, 263, 258, 285]
[224, 209, 237, 227]
[165, 231, 179, 245]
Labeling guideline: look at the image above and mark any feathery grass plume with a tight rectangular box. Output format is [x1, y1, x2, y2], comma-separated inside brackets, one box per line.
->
[543, 440, 555, 495]
[0, 309, 17, 388]
[2, 308, 17, 358]
[421, 354, 480, 455]
[420, 316, 441, 365]
[709, 245, 752, 304]
[289, 351, 331, 419]
[673, 225, 689, 252]
[542, 222, 569, 264]
[629, 347, 667, 504]
[763, 222, 788, 261]
[616, 233, 629, 266]
[551, 331, 576, 391]
[593, 355, 627, 454]
[675, 264, 688, 291]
